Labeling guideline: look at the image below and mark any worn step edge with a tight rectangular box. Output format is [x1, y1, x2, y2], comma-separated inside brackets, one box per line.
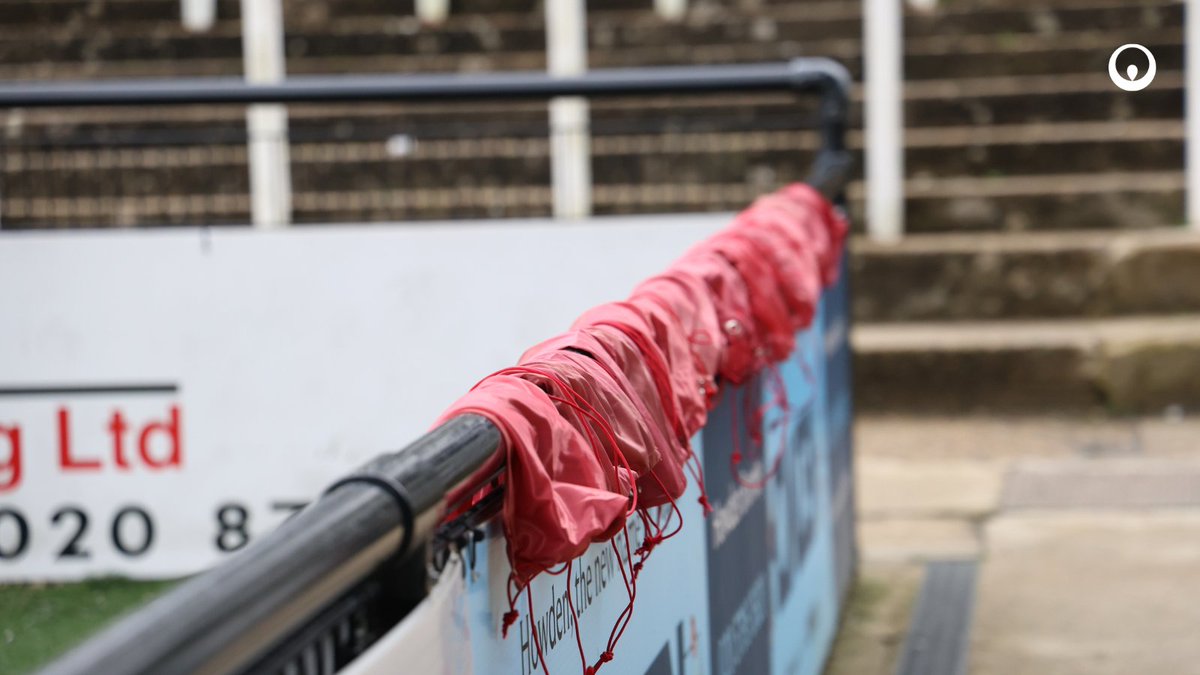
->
[853, 315, 1200, 413]
[851, 228, 1200, 322]
[4, 121, 1184, 171]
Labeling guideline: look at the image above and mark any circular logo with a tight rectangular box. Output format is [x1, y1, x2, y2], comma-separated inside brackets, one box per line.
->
[1108, 44, 1156, 91]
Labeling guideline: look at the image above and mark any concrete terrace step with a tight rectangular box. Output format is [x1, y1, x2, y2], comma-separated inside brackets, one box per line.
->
[0, 30, 1181, 86]
[1, 0, 1164, 39]
[0, 0, 241, 26]
[4, 117, 1181, 155]
[901, 171, 1184, 231]
[0, 72, 1183, 138]
[0, 173, 1186, 230]
[853, 315, 1200, 414]
[851, 229, 1200, 323]
[2, 122, 1183, 201]
[280, 0, 1175, 38]
[586, 33, 1182, 84]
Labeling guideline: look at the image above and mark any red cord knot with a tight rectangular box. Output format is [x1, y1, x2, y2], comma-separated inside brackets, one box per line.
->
[637, 533, 665, 557]
[698, 494, 713, 515]
[600, 651, 615, 665]
[501, 609, 519, 638]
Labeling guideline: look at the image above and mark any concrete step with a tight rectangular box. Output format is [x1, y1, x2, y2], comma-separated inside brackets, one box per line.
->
[0, 30, 1180, 88]
[900, 171, 1184, 231]
[2, 68, 1183, 138]
[5, 126, 1182, 205]
[0, 172, 1185, 231]
[905, 0, 1179, 37]
[0, 0, 241, 26]
[851, 229, 1200, 323]
[853, 315, 1200, 414]
[592, 31, 1181, 83]
[281, 0, 1175, 39]
[283, 0, 543, 19]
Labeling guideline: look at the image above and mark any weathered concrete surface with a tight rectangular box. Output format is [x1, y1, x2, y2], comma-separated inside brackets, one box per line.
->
[853, 228, 1200, 323]
[1002, 458, 1200, 509]
[970, 512, 1200, 675]
[853, 415, 1200, 675]
[859, 518, 981, 563]
[854, 316, 1200, 413]
[852, 229, 1200, 416]
[856, 414, 1137, 459]
[825, 562, 924, 675]
[857, 458, 1004, 519]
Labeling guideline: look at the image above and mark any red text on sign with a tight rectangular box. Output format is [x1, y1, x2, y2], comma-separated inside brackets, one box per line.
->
[0, 424, 21, 493]
[59, 405, 184, 473]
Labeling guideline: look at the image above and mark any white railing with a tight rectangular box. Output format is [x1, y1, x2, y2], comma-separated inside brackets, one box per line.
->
[176, 0, 1200, 237]
[864, 0, 906, 241]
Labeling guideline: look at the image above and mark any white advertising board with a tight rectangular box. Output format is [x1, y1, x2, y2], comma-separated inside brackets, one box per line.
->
[0, 214, 728, 581]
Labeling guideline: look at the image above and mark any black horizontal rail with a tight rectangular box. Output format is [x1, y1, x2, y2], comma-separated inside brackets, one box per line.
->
[41, 415, 501, 675]
[0, 60, 841, 107]
[30, 59, 852, 675]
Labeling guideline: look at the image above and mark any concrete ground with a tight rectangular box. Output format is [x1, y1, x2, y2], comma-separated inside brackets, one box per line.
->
[827, 414, 1200, 675]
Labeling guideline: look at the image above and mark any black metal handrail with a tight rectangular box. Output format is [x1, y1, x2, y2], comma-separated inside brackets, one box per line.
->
[20, 58, 852, 675]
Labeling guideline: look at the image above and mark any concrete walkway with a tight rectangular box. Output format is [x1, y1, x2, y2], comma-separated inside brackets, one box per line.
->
[828, 414, 1200, 675]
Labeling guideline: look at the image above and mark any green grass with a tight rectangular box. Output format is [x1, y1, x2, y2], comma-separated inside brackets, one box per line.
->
[0, 578, 177, 675]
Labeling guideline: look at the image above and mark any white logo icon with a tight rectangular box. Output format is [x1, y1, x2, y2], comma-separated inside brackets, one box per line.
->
[1108, 44, 1156, 91]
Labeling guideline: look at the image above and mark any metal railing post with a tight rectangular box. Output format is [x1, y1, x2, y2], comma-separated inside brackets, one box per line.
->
[864, 0, 905, 241]
[546, 0, 593, 219]
[181, 0, 217, 32]
[241, 0, 292, 229]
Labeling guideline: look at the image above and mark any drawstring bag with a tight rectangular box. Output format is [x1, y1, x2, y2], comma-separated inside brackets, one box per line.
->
[728, 214, 821, 332]
[631, 272, 723, 424]
[438, 374, 631, 582]
[521, 331, 687, 509]
[700, 230, 797, 363]
[666, 254, 761, 384]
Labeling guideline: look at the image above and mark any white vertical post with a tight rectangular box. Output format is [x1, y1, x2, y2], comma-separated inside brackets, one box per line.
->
[241, 0, 292, 228]
[864, 0, 905, 241]
[1188, 0, 1200, 229]
[654, 0, 687, 22]
[415, 0, 450, 25]
[546, 0, 592, 219]
[181, 0, 217, 32]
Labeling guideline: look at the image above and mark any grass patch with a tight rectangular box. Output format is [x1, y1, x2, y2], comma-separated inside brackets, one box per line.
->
[0, 578, 177, 675]
[845, 575, 890, 622]
[824, 563, 923, 675]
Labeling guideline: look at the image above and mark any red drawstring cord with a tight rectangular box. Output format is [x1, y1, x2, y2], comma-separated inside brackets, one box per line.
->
[487, 364, 651, 675]
[597, 319, 711, 520]
[527, 583, 550, 675]
[729, 365, 789, 490]
[495, 365, 640, 516]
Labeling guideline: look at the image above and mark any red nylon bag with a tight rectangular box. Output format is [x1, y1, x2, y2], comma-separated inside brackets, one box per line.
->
[438, 374, 631, 583]
[699, 230, 797, 362]
[753, 183, 849, 285]
[728, 212, 821, 332]
[523, 329, 688, 508]
[572, 302, 689, 444]
[665, 253, 762, 384]
[631, 272, 723, 427]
